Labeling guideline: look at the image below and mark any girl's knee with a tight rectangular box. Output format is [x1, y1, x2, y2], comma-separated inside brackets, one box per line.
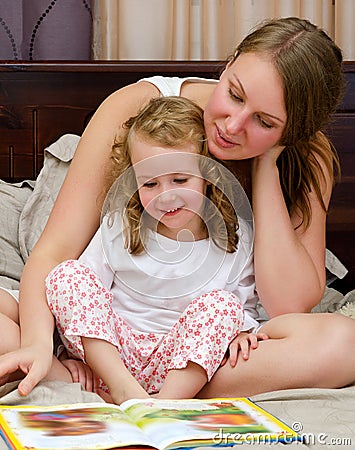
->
[191, 290, 244, 327]
[200, 289, 242, 304]
[204, 289, 243, 315]
[45, 260, 101, 292]
[46, 260, 86, 284]
[45, 260, 104, 311]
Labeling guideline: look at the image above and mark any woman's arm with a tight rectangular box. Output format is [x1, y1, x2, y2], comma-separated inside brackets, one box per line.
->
[251, 142, 333, 317]
[0, 81, 160, 395]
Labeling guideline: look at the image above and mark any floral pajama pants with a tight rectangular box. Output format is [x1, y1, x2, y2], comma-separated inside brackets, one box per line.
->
[46, 260, 244, 394]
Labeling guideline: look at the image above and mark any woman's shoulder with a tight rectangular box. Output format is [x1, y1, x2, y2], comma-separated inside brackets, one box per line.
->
[100, 79, 161, 110]
[82, 81, 161, 143]
[94, 76, 217, 117]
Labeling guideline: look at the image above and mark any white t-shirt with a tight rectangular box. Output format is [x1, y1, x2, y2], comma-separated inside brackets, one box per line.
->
[79, 214, 258, 334]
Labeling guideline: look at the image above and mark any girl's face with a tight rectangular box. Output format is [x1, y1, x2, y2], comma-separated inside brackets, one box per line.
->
[131, 136, 208, 241]
[204, 52, 287, 160]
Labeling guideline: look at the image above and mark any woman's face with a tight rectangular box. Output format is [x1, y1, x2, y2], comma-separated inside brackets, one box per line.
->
[204, 52, 287, 161]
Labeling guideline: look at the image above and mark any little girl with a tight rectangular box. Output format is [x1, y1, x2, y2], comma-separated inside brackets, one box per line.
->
[46, 97, 266, 404]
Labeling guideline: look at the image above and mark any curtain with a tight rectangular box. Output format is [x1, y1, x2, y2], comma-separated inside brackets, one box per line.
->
[0, 0, 92, 60]
[93, 0, 354, 61]
[335, 0, 355, 60]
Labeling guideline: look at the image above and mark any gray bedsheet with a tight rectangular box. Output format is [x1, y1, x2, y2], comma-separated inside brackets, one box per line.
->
[0, 381, 354, 449]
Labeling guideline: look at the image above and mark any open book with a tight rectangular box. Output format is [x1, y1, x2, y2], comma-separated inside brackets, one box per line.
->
[0, 398, 300, 449]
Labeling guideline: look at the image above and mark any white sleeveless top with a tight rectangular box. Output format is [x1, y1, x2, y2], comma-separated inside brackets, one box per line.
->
[139, 75, 217, 97]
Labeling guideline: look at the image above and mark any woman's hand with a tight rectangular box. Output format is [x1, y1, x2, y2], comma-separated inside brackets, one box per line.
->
[61, 358, 100, 393]
[221, 332, 269, 368]
[0, 343, 53, 396]
[253, 144, 285, 166]
[251, 135, 330, 315]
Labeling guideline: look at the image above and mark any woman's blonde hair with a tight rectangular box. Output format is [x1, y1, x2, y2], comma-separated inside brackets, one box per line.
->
[107, 96, 239, 254]
[232, 17, 345, 228]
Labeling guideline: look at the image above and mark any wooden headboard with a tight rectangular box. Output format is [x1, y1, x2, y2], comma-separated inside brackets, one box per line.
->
[0, 61, 354, 293]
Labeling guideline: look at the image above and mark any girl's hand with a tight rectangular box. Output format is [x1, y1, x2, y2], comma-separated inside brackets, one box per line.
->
[222, 332, 269, 368]
[61, 358, 100, 393]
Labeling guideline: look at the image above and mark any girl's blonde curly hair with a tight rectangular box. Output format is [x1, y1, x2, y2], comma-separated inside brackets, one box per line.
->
[106, 96, 240, 255]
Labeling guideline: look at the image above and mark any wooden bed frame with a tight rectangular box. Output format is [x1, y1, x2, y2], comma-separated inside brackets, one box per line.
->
[0, 61, 354, 293]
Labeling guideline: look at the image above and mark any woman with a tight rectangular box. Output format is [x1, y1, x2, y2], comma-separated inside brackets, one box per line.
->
[0, 17, 354, 398]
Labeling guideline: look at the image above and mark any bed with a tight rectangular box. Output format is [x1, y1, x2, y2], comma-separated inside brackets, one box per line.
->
[0, 61, 354, 449]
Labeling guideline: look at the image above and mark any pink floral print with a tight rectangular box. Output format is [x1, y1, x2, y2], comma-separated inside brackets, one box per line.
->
[46, 260, 244, 394]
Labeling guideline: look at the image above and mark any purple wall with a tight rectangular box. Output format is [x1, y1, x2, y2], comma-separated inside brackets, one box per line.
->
[0, 0, 92, 60]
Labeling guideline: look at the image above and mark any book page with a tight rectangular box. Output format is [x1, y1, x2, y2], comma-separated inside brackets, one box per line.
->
[0, 403, 152, 450]
[0, 399, 299, 450]
[122, 398, 299, 448]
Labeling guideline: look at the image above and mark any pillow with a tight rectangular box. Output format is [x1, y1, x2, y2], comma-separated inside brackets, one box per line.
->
[0, 180, 34, 289]
[311, 287, 348, 313]
[256, 286, 349, 323]
[18, 134, 80, 261]
[337, 290, 355, 318]
[325, 248, 348, 285]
